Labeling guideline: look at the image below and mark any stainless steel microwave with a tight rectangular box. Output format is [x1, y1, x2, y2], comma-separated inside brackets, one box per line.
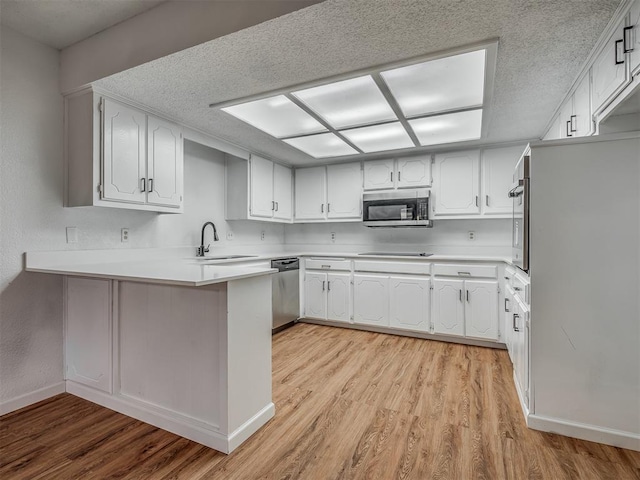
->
[362, 189, 432, 228]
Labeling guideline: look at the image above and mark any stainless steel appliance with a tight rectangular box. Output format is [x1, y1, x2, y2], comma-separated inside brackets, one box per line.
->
[362, 189, 432, 228]
[509, 151, 530, 272]
[271, 257, 300, 333]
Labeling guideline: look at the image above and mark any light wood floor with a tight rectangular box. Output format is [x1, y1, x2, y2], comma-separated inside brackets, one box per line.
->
[1, 323, 639, 479]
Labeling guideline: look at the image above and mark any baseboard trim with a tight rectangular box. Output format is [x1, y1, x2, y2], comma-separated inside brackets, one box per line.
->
[66, 381, 273, 454]
[0, 382, 66, 416]
[527, 413, 640, 451]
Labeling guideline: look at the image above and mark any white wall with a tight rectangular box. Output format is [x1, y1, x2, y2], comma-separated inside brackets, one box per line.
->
[285, 219, 512, 256]
[0, 27, 283, 408]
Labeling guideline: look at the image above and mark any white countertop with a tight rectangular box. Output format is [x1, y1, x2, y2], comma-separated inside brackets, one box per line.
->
[25, 247, 515, 286]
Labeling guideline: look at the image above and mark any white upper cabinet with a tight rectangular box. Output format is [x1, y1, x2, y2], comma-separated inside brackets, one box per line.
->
[592, 19, 630, 114]
[295, 163, 362, 222]
[432, 278, 465, 336]
[102, 98, 147, 204]
[295, 166, 327, 220]
[273, 163, 293, 220]
[433, 150, 480, 216]
[250, 155, 275, 218]
[464, 280, 499, 341]
[389, 276, 430, 332]
[572, 73, 593, 137]
[543, 114, 562, 140]
[363, 159, 395, 190]
[327, 163, 362, 219]
[327, 273, 351, 322]
[629, 0, 640, 77]
[396, 155, 432, 189]
[146, 115, 183, 208]
[66, 91, 184, 213]
[363, 156, 431, 191]
[482, 146, 521, 215]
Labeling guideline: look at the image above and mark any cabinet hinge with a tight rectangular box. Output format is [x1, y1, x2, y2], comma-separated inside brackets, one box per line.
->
[98, 184, 103, 193]
[430, 285, 434, 290]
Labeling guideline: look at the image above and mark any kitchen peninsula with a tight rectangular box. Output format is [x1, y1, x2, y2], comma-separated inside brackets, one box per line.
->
[26, 249, 276, 454]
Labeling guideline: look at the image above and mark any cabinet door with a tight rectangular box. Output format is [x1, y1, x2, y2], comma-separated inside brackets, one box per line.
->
[573, 73, 593, 137]
[433, 151, 480, 216]
[432, 278, 465, 336]
[327, 162, 362, 219]
[102, 98, 146, 204]
[542, 114, 562, 140]
[629, 0, 640, 78]
[389, 276, 430, 332]
[503, 287, 515, 361]
[146, 115, 183, 208]
[353, 274, 389, 326]
[482, 146, 521, 215]
[397, 155, 431, 189]
[66, 277, 112, 393]
[592, 21, 630, 113]
[327, 273, 351, 323]
[304, 272, 327, 319]
[464, 280, 499, 341]
[559, 97, 574, 139]
[273, 163, 292, 221]
[295, 167, 327, 220]
[363, 159, 395, 190]
[250, 155, 274, 218]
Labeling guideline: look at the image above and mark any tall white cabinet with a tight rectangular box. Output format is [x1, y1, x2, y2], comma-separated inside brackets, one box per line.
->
[66, 90, 184, 213]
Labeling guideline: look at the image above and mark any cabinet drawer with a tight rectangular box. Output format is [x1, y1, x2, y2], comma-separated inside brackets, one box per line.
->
[305, 258, 351, 271]
[354, 260, 430, 275]
[433, 264, 497, 278]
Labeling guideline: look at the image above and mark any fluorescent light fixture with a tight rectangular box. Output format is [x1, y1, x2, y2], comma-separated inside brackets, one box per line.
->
[292, 76, 396, 129]
[221, 95, 326, 138]
[409, 109, 483, 146]
[341, 122, 414, 153]
[381, 49, 486, 117]
[283, 133, 358, 158]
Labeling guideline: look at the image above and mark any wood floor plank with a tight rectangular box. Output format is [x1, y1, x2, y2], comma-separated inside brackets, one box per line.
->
[1, 323, 638, 479]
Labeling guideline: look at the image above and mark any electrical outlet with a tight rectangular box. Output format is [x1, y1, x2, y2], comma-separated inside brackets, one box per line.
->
[261, 230, 265, 241]
[226, 231, 234, 241]
[66, 227, 78, 244]
[121, 228, 129, 243]
[468, 231, 476, 241]
[330, 232, 336, 242]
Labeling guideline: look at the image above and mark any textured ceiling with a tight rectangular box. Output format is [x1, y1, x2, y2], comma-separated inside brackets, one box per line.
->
[95, 0, 622, 166]
[0, 0, 166, 49]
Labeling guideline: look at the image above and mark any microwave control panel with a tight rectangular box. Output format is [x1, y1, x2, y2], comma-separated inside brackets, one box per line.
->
[417, 199, 429, 220]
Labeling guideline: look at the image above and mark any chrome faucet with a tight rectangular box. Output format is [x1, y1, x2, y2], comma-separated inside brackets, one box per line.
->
[196, 221, 219, 257]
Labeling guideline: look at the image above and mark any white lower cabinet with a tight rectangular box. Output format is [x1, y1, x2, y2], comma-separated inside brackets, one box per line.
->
[432, 277, 499, 340]
[353, 274, 389, 327]
[304, 271, 351, 322]
[511, 296, 530, 409]
[389, 276, 430, 332]
[65, 277, 112, 393]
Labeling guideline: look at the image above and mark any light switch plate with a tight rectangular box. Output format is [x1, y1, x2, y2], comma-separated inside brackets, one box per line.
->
[66, 227, 78, 244]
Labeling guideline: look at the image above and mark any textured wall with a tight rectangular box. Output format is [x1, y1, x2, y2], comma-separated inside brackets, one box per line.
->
[0, 27, 284, 405]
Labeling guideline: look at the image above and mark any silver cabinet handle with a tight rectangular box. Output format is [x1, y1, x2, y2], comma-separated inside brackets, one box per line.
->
[475, 195, 479, 207]
[485, 195, 489, 206]
[570, 114, 577, 133]
[148, 178, 153, 193]
[466, 290, 470, 302]
[458, 271, 471, 276]
[272, 201, 275, 211]
[327, 281, 331, 291]
[275, 201, 279, 211]
[566, 120, 573, 137]
[398, 171, 401, 182]
[327, 203, 330, 213]
[504, 298, 510, 312]
[390, 172, 394, 182]
[513, 313, 520, 332]
[140, 178, 146, 192]
[514, 286, 522, 291]
[615, 39, 624, 65]
[321, 204, 324, 213]
[459, 289, 462, 302]
[322, 281, 326, 291]
[321, 265, 331, 269]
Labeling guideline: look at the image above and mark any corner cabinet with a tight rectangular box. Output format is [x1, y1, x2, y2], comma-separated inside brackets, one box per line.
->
[294, 163, 362, 222]
[225, 154, 293, 223]
[65, 89, 184, 213]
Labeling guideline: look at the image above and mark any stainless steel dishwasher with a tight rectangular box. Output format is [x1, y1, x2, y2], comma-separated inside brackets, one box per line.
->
[271, 257, 300, 333]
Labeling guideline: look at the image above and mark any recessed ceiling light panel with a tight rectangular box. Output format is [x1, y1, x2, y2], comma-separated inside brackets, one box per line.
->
[409, 109, 483, 146]
[283, 133, 358, 158]
[292, 76, 397, 129]
[382, 49, 486, 117]
[221, 95, 327, 138]
[341, 122, 414, 153]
